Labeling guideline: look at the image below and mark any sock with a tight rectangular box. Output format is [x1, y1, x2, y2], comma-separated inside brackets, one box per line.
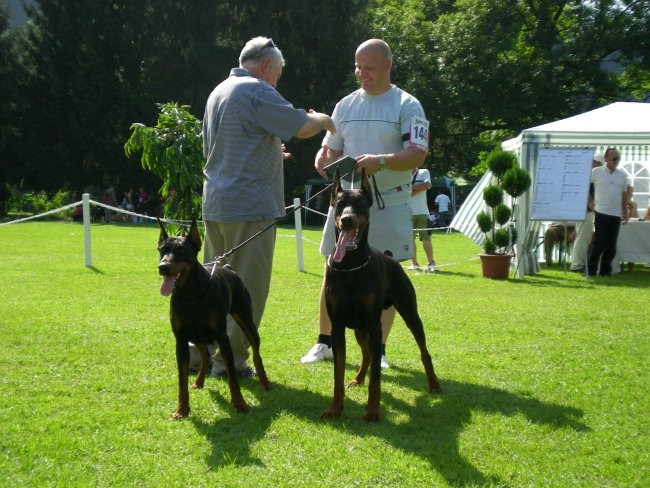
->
[317, 334, 331, 347]
[382, 343, 386, 356]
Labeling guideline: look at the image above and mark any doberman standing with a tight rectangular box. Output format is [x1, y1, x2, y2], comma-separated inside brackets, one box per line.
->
[322, 169, 442, 422]
[157, 218, 271, 419]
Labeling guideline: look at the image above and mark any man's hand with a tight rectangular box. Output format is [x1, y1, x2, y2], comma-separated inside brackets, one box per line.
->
[314, 145, 341, 179]
[622, 207, 630, 224]
[281, 144, 292, 160]
[355, 154, 381, 176]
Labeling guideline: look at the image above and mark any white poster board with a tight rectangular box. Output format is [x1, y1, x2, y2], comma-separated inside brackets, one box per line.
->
[530, 148, 594, 221]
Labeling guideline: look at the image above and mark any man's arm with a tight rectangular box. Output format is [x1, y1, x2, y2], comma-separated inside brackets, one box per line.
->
[295, 109, 336, 139]
[411, 177, 431, 196]
[622, 191, 630, 223]
[355, 147, 426, 175]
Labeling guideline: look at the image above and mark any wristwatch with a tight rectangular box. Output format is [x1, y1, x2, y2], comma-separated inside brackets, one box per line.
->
[379, 155, 386, 171]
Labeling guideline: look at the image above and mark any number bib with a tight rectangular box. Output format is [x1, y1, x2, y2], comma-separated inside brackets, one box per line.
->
[408, 115, 429, 151]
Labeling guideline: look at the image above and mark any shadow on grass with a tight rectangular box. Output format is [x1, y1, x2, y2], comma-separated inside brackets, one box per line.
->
[509, 269, 650, 289]
[423, 270, 479, 279]
[85, 265, 105, 274]
[190, 367, 588, 485]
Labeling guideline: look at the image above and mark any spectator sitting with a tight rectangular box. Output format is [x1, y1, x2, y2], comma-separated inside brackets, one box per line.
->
[71, 205, 82, 222]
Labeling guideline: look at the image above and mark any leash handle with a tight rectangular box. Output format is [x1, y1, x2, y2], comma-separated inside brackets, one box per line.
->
[371, 175, 385, 210]
[206, 178, 336, 267]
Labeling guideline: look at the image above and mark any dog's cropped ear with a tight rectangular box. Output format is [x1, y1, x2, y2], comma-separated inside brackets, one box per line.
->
[330, 168, 342, 205]
[188, 217, 202, 252]
[157, 218, 168, 244]
[360, 169, 373, 207]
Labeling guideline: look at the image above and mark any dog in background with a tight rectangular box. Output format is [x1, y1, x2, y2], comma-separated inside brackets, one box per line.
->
[157, 218, 270, 419]
[322, 169, 442, 422]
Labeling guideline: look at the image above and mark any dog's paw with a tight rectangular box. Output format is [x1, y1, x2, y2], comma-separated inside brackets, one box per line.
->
[363, 410, 381, 422]
[348, 378, 364, 388]
[172, 408, 190, 420]
[428, 377, 443, 394]
[232, 402, 250, 413]
[321, 404, 343, 419]
[256, 370, 271, 390]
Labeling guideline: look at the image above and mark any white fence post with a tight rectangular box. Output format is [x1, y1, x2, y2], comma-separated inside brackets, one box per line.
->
[293, 198, 304, 272]
[82, 193, 92, 267]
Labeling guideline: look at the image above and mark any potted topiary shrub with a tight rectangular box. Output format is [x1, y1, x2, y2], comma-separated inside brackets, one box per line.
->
[476, 148, 531, 279]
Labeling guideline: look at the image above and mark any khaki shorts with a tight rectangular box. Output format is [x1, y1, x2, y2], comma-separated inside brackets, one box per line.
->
[320, 203, 413, 261]
[412, 214, 431, 241]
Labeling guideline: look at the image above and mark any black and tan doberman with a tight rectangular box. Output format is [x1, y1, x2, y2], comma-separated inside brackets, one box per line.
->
[157, 218, 270, 419]
[322, 169, 442, 422]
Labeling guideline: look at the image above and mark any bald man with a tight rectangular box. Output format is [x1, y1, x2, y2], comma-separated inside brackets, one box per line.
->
[302, 39, 430, 367]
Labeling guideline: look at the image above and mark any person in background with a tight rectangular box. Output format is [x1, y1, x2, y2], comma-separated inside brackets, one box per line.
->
[570, 153, 604, 272]
[103, 185, 118, 221]
[301, 38, 429, 367]
[201, 36, 335, 378]
[587, 147, 629, 277]
[134, 187, 151, 223]
[408, 166, 438, 272]
[434, 190, 451, 229]
[628, 200, 639, 219]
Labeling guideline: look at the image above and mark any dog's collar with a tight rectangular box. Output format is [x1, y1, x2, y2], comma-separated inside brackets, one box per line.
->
[326, 254, 371, 272]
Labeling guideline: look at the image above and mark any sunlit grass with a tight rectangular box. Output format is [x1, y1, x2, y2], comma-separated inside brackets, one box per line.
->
[1, 221, 648, 487]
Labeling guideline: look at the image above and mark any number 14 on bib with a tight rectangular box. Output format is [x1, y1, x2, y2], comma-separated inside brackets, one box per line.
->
[409, 115, 429, 152]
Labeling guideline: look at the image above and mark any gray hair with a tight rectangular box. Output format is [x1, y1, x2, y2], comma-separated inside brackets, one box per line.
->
[239, 36, 285, 68]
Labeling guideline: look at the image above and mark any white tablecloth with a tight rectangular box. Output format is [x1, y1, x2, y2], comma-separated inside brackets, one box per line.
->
[613, 219, 650, 272]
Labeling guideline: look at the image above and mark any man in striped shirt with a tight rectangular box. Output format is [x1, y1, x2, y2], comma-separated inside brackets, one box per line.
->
[202, 36, 335, 378]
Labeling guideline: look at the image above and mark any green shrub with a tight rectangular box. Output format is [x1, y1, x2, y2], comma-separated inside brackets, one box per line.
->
[8, 190, 74, 219]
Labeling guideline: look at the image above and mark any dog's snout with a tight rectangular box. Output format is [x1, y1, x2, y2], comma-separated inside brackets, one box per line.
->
[158, 262, 171, 275]
[340, 209, 356, 228]
[341, 215, 353, 225]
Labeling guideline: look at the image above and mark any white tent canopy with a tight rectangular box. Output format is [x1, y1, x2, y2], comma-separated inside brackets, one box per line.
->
[452, 101, 650, 276]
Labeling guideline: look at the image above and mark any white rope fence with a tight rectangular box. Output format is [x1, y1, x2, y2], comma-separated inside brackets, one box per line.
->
[2, 193, 468, 271]
[0, 201, 81, 225]
[0, 193, 190, 267]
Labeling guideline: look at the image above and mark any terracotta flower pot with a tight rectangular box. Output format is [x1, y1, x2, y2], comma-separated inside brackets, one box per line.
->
[479, 253, 513, 279]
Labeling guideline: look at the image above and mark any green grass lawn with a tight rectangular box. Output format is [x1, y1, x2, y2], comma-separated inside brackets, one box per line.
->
[1, 221, 648, 487]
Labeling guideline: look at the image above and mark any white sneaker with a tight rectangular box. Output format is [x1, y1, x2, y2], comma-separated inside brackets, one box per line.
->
[425, 261, 438, 273]
[301, 343, 333, 363]
[407, 263, 420, 271]
[381, 355, 390, 369]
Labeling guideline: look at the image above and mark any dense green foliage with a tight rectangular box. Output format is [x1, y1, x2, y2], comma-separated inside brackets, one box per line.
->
[7, 189, 73, 217]
[0, 0, 648, 216]
[369, 0, 649, 170]
[124, 103, 204, 222]
[0, 0, 369, 214]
